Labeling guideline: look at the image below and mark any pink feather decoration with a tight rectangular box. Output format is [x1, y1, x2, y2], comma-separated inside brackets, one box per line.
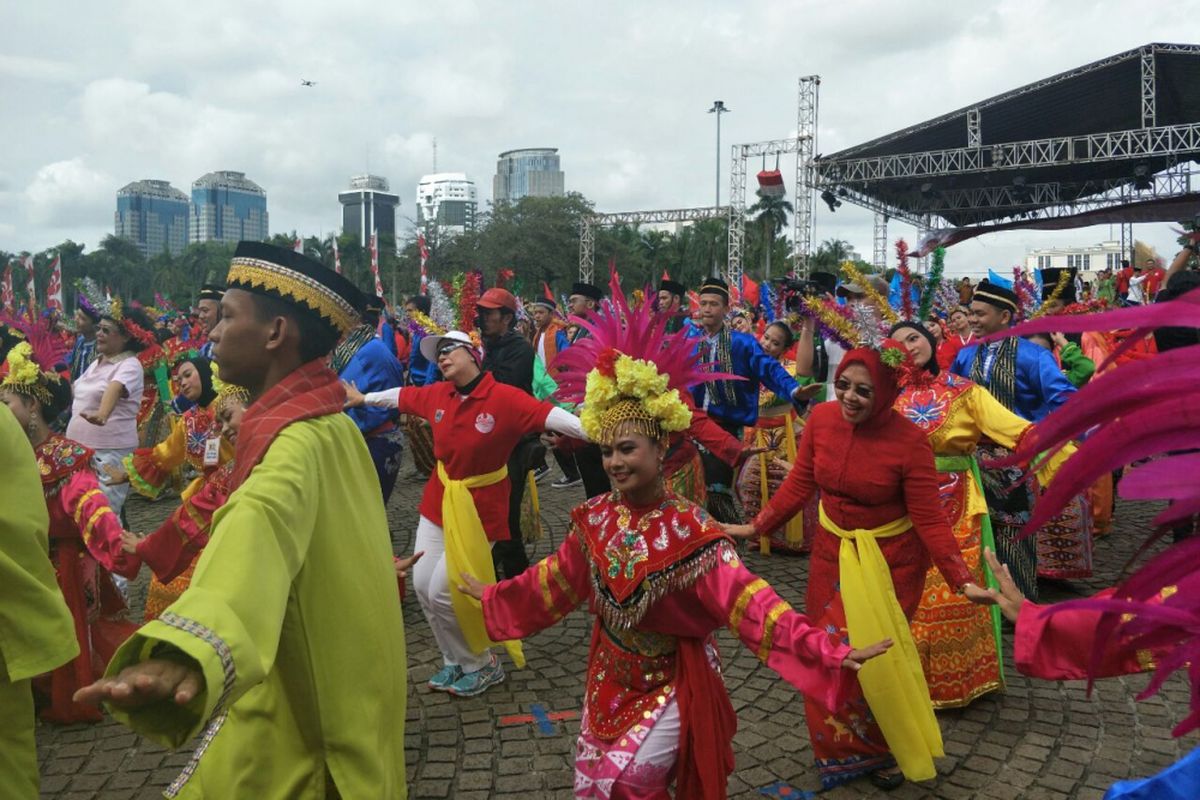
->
[985, 286, 1200, 735]
[1, 310, 69, 373]
[552, 265, 741, 405]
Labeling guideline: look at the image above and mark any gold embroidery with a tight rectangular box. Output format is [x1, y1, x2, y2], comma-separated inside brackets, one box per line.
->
[729, 578, 768, 631]
[1136, 649, 1156, 671]
[181, 501, 210, 540]
[548, 555, 581, 607]
[758, 599, 792, 663]
[536, 560, 555, 612]
[82, 507, 113, 544]
[228, 259, 357, 335]
[1161, 585, 1178, 600]
[74, 489, 103, 526]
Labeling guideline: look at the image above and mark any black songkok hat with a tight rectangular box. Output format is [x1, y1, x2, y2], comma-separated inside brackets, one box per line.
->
[659, 278, 687, 298]
[971, 279, 1019, 313]
[1040, 268, 1077, 303]
[226, 241, 363, 337]
[197, 283, 225, 303]
[698, 276, 730, 302]
[570, 282, 603, 302]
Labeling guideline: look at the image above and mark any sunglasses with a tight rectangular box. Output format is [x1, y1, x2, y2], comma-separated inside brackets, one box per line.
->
[437, 342, 468, 358]
[834, 379, 874, 400]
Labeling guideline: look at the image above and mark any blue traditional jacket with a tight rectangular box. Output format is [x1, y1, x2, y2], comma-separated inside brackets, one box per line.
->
[340, 338, 405, 434]
[951, 337, 1076, 423]
[689, 327, 799, 428]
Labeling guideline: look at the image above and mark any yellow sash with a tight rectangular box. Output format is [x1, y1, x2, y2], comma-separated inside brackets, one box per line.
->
[757, 416, 803, 554]
[819, 503, 943, 782]
[437, 461, 526, 669]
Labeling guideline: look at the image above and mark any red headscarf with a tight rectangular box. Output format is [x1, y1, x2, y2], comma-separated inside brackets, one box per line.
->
[835, 346, 902, 424]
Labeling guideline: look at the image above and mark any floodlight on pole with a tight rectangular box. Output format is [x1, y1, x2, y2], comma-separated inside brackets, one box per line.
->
[708, 101, 730, 208]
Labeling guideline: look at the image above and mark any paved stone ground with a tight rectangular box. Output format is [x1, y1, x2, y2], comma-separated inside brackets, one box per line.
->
[35, 454, 1198, 799]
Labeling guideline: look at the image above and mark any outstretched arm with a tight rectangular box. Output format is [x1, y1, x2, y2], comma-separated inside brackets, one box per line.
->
[470, 526, 591, 641]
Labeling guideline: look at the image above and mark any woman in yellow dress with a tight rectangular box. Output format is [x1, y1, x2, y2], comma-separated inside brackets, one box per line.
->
[889, 320, 1066, 707]
[104, 356, 234, 617]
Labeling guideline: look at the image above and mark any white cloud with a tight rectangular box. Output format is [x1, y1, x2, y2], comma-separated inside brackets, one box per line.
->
[24, 158, 114, 228]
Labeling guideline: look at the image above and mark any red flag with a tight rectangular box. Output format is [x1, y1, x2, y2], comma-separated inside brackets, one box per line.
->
[740, 274, 760, 307]
[369, 230, 384, 299]
[661, 269, 670, 282]
[22, 255, 35, 308]
[46, 255, 63, 311]
[293, 237, 304, 254]
[417, 231, 429, 294]
[1, 264, 13, 311]
[332, 237, 342, 275]
[542, 281, 556, 302]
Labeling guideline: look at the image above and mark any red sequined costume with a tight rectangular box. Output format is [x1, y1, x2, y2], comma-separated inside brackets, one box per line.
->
[484, 491, 854, 799]
[34, 434, 138, 723]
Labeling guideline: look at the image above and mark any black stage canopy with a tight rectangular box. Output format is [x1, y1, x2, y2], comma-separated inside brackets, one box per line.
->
[814, 43, 1200, 230]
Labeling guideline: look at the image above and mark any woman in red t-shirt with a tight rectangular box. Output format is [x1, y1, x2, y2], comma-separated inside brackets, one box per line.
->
[345, 331, 585, 698]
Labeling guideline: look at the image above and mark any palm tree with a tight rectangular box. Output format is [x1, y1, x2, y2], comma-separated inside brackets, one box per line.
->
[747, 190, 793, 279]
[810, 238, 855, 272]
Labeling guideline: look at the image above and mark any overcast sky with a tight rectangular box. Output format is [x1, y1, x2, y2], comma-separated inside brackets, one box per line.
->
[3, 0, 1197, 277]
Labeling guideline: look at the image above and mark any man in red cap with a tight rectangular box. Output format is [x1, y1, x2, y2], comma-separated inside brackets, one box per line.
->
[476, 287, 541, 578]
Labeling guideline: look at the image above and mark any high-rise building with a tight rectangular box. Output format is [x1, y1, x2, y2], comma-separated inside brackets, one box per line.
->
[189, 171, 269, 245]
[115, 180, 190, 257]
[492, 148, 564, 204]
[338, 174, 400, 244]
[416, 173, 478, 237]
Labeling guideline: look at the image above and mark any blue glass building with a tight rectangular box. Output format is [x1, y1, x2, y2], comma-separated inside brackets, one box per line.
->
[190, 171, 269, 244]
[115, 180, 190, 257]
[492, 148, 565, 204]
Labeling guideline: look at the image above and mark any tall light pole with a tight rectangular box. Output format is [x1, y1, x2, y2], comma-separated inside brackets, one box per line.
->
[708, 100, 730, 209]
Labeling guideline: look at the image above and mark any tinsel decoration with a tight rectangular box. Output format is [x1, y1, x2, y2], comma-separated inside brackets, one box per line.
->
[894, 239, 916, 320]
[933, 282, 962, 318]
[407, 309, 445, 338]
[1012, 267, 1038, 322]
[796, 296, 858, 350]
[918, 247, 946, 320]
[1058, 298, 1110, 316]
[846, 300, 887, 348]
[1031, 269, 1072, 319]
[427, 279, 457, 330]
[840, 260, 899, 325]
[457, 270, 482, 332]
[496, 268, 515, 288]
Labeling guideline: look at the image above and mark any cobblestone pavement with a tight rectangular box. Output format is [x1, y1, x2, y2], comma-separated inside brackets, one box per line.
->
[36, 454, 1198, 799]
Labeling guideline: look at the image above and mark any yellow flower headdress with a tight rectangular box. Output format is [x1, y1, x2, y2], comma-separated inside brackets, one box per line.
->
[212, 374, 250, 411]
[1, 342, 57, 405]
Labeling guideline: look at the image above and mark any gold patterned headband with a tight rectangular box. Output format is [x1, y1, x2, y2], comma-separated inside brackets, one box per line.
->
[228, 257, 358, 336]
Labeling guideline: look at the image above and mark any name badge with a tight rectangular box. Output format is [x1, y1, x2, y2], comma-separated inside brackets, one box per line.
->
[204, 438, 221, 467]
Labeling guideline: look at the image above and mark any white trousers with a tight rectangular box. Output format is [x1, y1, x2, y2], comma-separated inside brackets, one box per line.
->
[412, 515, 493, 672]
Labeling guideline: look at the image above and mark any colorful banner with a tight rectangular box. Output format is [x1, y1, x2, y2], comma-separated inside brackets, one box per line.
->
[46, 255, 63, 311]
[1, 264, 13, 310]
[22, 254, 35, 308]
[369, 230, 384, 299]
[418, 231, 429, 294]
[332, 237, 342, 274]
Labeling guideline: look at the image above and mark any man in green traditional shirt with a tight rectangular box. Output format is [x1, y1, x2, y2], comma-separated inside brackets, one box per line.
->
[76, 242, 408, 799]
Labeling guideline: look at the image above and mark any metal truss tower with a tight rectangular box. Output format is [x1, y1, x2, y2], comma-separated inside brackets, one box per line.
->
[872, 212, 888, 271]
[794, 75, 819, 276]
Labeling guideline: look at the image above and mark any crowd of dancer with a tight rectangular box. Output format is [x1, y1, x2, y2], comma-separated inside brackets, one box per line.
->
[2, 233, 1198, 799]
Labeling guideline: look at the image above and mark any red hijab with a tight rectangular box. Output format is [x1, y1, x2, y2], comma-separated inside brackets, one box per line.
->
[835, 347, 901, 424]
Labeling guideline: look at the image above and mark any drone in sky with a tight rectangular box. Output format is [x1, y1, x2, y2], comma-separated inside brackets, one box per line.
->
[300, 79, 316, 87]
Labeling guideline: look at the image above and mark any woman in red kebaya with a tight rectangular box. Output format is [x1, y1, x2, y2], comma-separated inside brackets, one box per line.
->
[1, 342, 137, 723]
[723, 341, 996, 791]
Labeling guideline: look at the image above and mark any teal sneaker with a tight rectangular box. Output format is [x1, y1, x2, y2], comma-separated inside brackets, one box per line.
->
[447, 656, 505, 697]
[427, 664, 463, 692]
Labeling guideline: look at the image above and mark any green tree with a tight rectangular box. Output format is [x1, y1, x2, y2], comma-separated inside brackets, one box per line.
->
[746, 191, 793, 280]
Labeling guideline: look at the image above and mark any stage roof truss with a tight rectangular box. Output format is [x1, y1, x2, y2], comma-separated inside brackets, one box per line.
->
[812, 43, 1200, 229]
[578, 206, 729, 283]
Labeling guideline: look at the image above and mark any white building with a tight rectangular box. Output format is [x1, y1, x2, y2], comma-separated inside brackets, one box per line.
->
[416, 173, 478, 237]
[1025, 240, 1125, 282]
